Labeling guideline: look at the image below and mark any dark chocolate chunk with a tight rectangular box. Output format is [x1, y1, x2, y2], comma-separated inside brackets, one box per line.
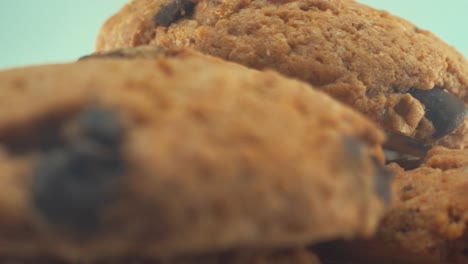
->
[386, 158, 421, 170]
[408, 87, 466, 138]
[343, 136, 363, 160]
[383, 131, 432, 170]
[32, 108, 125, 234]
[154, 0, 196, 27]
[402, 185, 414, 192]
[77, 108, 123, 147]
[343, 137, 395, 204]
[384, 131, 431, 158]
[343, 137, 392, 204]
[372, 157, 395, 205]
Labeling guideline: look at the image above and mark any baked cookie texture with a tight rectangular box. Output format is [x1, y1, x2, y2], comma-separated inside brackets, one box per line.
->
[96, 0, 468, 149]
[318, 147, 468, 264]
[0, 248, 321, 264]
[0, 47, 387, 262]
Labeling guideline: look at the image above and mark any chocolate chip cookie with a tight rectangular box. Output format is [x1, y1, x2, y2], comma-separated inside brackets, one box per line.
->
[0, 248, 322, 264]
[0, 47, 388, 262]
[318, 146, 468, 264]
[96, 0, 468, 150]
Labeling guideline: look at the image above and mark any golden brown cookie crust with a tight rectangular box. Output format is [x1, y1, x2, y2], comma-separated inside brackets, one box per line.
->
[380, 147, 468, 263]
[0, 48, 385, 260]
[96, 0, 468, 148]
[320, 147, 468, 264]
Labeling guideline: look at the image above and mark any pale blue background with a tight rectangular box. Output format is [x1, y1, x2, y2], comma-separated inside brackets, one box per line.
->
[0, 1, 467, 69]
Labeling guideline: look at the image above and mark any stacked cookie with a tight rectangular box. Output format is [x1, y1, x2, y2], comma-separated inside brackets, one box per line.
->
[0, 45, 387, 263]
[95, 0, 468, 263]
[318, 147, 468, 264]
[0, 0, 467, 263]
[97, 0, 468, 149]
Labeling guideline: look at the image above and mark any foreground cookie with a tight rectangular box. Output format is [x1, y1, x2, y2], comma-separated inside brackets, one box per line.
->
[0, 248, 321, 264]
[96, 0, 468, 150]
[0, 48, 387, 261]
[319, 147, 468, 264]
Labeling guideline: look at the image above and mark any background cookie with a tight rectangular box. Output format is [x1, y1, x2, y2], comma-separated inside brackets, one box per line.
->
[96, 0, 468, 150]
[318, 147, 468, 264]
[2, 1, 468, 69]
[0, 48, 387, 261]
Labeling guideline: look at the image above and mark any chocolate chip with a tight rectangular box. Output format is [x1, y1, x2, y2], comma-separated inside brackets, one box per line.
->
[77, 108, 123, 147]
[387, 158, 421, 170]
[342, 137, 394, 204]
[154, 0, 196, 27]
[408, 87, 466, 138]
[342, 136, 363, 160]
[372, 157, 394, 205]
[383, 131, 433, 170]
[402, 185, 414, 192]
[32, 108, 125, 234]
[383, 131, 431, 158]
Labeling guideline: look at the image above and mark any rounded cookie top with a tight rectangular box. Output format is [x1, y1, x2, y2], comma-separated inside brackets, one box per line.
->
[0, 48, 388, 260]
[96, 0, 468, 149]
